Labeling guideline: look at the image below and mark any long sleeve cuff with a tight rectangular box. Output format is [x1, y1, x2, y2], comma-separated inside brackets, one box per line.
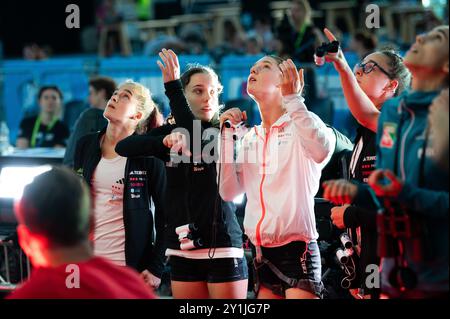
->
[164, 79, 183, 95]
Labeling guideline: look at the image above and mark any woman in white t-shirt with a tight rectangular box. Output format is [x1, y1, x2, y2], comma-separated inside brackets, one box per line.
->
[74, 80, 167, 291]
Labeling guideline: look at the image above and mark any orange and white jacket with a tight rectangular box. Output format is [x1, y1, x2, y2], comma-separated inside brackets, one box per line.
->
[219, 94, 336, 248]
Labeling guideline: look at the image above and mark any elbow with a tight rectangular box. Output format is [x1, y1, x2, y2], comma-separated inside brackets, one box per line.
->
[312, 149, 330, 164]
[312, 139, 334, 164]
[357, 114, 379, 133]
[314, 131, 335, 164]
[315, 153, 328, 164]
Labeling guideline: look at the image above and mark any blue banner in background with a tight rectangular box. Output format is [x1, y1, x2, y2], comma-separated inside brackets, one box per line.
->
[1, 52, 370, 144]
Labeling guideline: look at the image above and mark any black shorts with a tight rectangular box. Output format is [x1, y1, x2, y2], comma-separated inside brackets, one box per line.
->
[252, 241, 324, 298]
[168, 256, 249, 283]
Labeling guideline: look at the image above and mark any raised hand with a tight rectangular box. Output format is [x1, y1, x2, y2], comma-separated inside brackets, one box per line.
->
[323, 179, 358, 205]
[140, 270, 161, 290]
[323, 28, 348, 72]
[368, 169, 404, 197]
[279, 59, 304, 97]
[163, 132, 192, 157]
[219, 108, 247, 129]
[157, 48, 181, 84]
[330, 204, 351, 229]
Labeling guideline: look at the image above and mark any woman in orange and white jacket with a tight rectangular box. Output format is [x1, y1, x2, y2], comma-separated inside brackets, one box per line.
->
[219, 56, 335, 299]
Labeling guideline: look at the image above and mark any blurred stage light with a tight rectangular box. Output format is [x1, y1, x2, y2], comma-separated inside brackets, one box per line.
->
[233, 194, 245, 205]
[0, 166, 51, 199]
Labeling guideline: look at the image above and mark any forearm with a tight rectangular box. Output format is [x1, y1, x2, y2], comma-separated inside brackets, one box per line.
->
[337, 64, 380, 132]
[115, 134, 169, 161]
[344, 206, 377, 229]
[284, 94, 335, 163]
[352, 182, 382, 211]
[164, 80, 196, 133]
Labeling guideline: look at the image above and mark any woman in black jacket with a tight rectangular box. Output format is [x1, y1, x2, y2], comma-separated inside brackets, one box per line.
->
[116, 49, 248, 299]
[74, 80, 167, 291]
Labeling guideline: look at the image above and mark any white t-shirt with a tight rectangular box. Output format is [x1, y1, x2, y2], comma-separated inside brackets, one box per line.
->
[92, 156, 127, 266]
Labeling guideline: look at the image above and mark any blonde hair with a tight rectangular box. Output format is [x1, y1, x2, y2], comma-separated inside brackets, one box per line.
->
[118, 80, 163, 134]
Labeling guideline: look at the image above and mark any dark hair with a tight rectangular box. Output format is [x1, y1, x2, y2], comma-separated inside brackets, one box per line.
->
[89, 76, 117, 100]
[353, 31, 378, 51]
[379, 48, 412, 96]
[140, 105, 164, 134]
[180, 64, 223, 94]
[38, 86, 63, 101]
[16, 167, 91, 248]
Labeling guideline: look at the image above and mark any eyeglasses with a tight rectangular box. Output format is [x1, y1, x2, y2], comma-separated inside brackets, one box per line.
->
[354, 61, 393, 79]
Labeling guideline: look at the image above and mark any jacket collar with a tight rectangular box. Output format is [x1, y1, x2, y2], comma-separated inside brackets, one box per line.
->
[254, 112, 290, 136]
[401, 90, 440, 111]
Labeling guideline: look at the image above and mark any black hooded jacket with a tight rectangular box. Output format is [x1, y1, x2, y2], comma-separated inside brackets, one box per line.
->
[116, 80, 244, 252]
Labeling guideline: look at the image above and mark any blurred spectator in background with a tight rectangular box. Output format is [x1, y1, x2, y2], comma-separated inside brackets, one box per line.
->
[23, 43, 51, 60]
[245, 34, 264, 56]
[429, 88, 449, 172]
[144, 19, 208, 57]
[350, 31, 378, 60]
[178, 24, 208, 55]
[16, 86, 69, 149]
[275, 0, 324, 63]
[211, 19, 246, 61]
[97, 0, 132, 56]
[143, 34, 185, 56]
[223, 19, 246, 54]
[97, 0, 123, 30]
[63, 77, 117, 167]
[241, 0, 272, 30]
[246, 16, 275, 54]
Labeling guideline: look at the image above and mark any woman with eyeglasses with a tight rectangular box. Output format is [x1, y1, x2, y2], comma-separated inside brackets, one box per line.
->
[323, 26, 449, 299]
[319, 28, 411, 299]
[16, 86, 70, 149]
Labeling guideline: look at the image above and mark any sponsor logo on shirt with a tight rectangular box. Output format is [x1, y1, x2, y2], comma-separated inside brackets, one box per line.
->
[380, 122, 397, 149]
[108, 178, 124, 206]
[129, 170, 147, 176]
[193, 166, 205, 172]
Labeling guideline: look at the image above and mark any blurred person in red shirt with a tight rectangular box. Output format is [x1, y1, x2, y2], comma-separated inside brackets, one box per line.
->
[7, 167, 155, 299]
